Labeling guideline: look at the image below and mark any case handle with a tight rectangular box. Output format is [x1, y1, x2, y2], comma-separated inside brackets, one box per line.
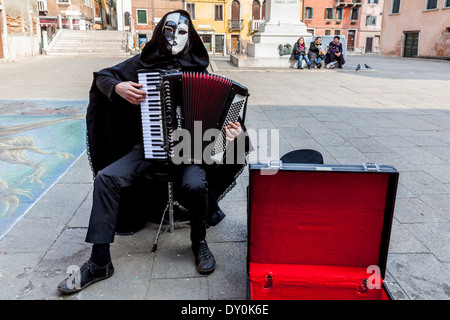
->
[363, 162, 380, 172]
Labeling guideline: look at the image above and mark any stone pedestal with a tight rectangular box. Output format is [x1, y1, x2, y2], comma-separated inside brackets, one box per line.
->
[247, 0, 311, 58]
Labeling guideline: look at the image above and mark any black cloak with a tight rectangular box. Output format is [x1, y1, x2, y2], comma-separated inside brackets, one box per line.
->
[85, 10, 250, 234]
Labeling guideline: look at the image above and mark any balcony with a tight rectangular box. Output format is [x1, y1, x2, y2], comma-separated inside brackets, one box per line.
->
[250, 19, 264, 32]
[335, 0, 362, 7]
[229, 19, 243, 31]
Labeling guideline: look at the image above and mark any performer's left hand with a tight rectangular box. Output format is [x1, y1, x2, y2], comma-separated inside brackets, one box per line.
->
[225, 121, 242, 141]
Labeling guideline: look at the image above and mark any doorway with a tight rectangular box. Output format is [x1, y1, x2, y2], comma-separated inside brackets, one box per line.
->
[365, 37, 373, 53]
[404, 32, 419, 58]
[200, 34, 212, 52]
[215, 34, 224, 54]
[347, 30, 356, 51]
[231, 34, 239, 54]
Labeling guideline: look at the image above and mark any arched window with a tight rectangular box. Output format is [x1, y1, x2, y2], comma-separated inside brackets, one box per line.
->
[262, 1, 266, 20]
[252, 0, 261, 20]
[124, 12, 130, 26]
[231, 0, 240, 20]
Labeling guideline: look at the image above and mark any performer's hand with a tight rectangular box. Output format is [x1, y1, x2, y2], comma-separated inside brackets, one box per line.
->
[115, 81, 147, 105]
[225, 121, 242, 142]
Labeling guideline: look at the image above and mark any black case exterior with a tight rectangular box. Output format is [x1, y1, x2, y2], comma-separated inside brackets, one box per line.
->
[246, 162, 399, 300]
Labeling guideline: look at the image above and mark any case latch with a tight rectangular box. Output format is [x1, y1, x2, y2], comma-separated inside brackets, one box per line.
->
[363, 162, 380, 172]
[266, 160, 283, 170]
[264, 274, 273, 289]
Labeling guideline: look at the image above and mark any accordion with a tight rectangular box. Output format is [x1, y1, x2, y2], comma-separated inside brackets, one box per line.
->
[138, 70, 249, 164]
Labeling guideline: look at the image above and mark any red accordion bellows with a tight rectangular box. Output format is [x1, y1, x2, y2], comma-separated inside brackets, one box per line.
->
[182, 72, 233, 135]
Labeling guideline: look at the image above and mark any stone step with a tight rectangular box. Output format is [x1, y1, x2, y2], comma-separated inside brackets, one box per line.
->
[47, 30, 129, 56]
[52, 43, 126, 47]
[59, 35, 124, 40]
[50, 48, 127, 53]
[57, 38, 125, 42]
[46, 51, 131, 57]
[54, 43, 126, 48]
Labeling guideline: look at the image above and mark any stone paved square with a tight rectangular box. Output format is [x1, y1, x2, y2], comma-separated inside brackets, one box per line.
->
[0, 54, 449, 300]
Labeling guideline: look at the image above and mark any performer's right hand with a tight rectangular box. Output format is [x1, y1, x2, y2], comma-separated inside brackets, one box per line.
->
[115, 81, 147, 105]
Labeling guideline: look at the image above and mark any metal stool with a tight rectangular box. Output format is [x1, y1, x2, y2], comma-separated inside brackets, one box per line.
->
[146, 172, 190, 253]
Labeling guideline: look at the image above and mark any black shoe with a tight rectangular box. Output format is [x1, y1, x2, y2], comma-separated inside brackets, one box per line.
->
[207, 208, 226, 227]
[307, 65, 311, 69]
[192, 241, 216, 275]
[297, 67, 303, 69]
[57, 260, 114, 294]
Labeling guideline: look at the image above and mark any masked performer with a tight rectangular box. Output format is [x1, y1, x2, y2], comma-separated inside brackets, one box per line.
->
[58, 10, 249, 294]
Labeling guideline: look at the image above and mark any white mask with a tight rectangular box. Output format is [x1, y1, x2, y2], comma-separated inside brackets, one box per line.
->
[163, 13, 189, 55]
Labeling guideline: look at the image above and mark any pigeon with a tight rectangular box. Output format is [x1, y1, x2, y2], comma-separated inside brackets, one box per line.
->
[355, 64, 361, 71]
[365, 64, 372, 69]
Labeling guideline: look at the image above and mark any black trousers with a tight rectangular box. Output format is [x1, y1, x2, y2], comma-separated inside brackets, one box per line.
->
[329, 53, 344, 68]
[85, 144, 213, 245]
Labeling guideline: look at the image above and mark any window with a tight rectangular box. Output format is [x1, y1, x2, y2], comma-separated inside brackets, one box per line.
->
[366, 15, 376, 26]
[335, 8, 343, 20]
[391, 0, 401, 14]
[304, 7, 313, 20]
[426, 0, 438, 10]
[446, 0, 450, 8]
[57, 0, 70, 4]
[335, 30, 341, 35]
[38, 0, 48, 11]
[325, 8, 333, 20]
[215, 4, 223, 21]
[186, 3, 196, 20]
[350, 8, 359, 20]
[137, 10, 147, 25]
[325, 29, 331, 36]
[252, 0, 261, 20]
[368, 0, 378, 3]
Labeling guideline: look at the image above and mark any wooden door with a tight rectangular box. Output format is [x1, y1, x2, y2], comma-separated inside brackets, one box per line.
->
[347, 30, 356, 51]
[404, 32, 419, 57]
[365, 37, 373, 53]
[231, 35, 239, 54]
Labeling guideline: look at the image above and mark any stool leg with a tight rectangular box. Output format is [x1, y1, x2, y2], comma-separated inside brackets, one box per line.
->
[168, 182, 175, 233]
[152, 203, 169, 253]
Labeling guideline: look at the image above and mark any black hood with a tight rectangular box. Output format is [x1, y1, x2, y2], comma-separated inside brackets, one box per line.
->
[140, 10, 209, 72]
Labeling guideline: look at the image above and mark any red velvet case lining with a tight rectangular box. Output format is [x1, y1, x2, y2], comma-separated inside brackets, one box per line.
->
[249, 263, 388, 300]
[248, 170, 391, 300]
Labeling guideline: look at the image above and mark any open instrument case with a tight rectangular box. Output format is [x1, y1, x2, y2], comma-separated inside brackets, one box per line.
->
[247, 162, 399, 300]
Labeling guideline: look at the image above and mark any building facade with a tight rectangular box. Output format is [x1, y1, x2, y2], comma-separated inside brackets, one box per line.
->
[183, 0, 271, 55]
[359, 0, 383, 53]
[38, 0, 117, 31]
[0, 0, 41, 61]
[128, 0, 183, 50]
[302, 0, 383, 53]
[380, 0, 450, 58]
